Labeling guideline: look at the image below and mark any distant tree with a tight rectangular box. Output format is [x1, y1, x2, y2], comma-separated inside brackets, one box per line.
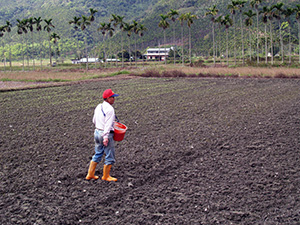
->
[0, 26, 5, 71]
[123, 22, 134, 66]
[273, 3, 285, 63]
[79, 15, 91, 70]
[178, 13, 186, 66]
[89, 8, 97, 22]
[185, 12, 198, 65]
[132, 20, 139, 67]
[110, 14, 125, 67]
[34, 17, 44, 69]
[221, 15, 233, 65]
[69, 16, 81, 59]
[267, 5, 275, 65]
[250, 0, 265, 64]
[244, 10, 256, 61]
[0, 26, 4, 37]
[228, 0, 239, 65]
[17, 19, 28, 71]
[205, 5, 219, 66]
[260, 6, 271, 63]
[168, 9, 179, 65]
[26, 17, 36, 70]
[98, 22, 107, 67]
[137, 23, 147, 66]
[4, 21, 12, 71]
[44, 19, 55, 66]
[236, 0, 247, 65]
[50, 32, 60, 66]
[215, 15, 223, 59]
[117, 50, 129, 60]
[283, 7, 294, 64]
[158, 14, 170, 64]
[106, 22, 114, 67]
[295, 4, 300, 64]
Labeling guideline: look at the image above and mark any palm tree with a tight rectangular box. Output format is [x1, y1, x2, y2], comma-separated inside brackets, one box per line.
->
[295, 4, 300, 64]
[123, 22, 134, 66]
[236, 0, 247, 65]
[0, 26, 5, 71]
[106, 22, 114, 67]
[273, 3, 284, 63]
[185, 12, 198, 65]
[0, 26, 4, 37]
[268, 6, 275, 65]
[132, 20, 139, 67]
[158, 14, 170, 65]
[27, 17, 36, 70]
[168, 9, 179, 65]
[221, 15, 233, 65]
[110, 14, 125, 67]
[69, 16, 81, 60]
[44, 19, 55, 66]
[178, 13, 186, 66]
[21, 18, 31, 70]
[260, 6, 270, 63]
[205, 5, 219, 66]
[244, 10, 256, 61]
[137, 23, 147, 66]
[17, 19, 27, 71]
[34, 17, 43, 69]
[250, 0, 264, 64]
[88, 8, 98, 66]
[98, 22, 107, 67]
[79, 15, 91, 70]
[4, 21, 12, 71]
[283, 7, 294, 64]
[215, 15, 223, 62]
[50, 32, 60, 66]
[89, 8, 97, 22]
[228, 0, 239, 65]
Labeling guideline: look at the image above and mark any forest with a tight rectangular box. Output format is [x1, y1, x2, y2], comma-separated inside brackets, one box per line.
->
[0, 0, 300, 68]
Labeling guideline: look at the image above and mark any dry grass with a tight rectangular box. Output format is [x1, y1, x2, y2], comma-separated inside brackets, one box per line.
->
[1, 64, 299, 83]
[161, 65, 300, 77]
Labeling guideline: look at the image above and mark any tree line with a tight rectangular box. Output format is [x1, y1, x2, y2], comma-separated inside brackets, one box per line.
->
[1, 0, 300, 72]
[204, 0, 300, 65]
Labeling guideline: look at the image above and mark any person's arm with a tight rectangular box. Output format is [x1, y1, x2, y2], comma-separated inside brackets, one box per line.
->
[102, 107, 115, 146]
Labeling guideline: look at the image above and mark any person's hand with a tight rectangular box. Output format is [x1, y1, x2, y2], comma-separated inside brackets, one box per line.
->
[103, 138, 109, 146]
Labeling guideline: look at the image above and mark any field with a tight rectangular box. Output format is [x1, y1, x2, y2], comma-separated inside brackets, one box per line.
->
[0, 76, 300, 224]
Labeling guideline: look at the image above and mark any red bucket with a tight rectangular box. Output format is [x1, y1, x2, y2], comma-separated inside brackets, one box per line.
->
[113, 122, 127, 141]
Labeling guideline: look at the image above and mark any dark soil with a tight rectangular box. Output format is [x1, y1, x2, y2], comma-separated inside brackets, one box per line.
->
[1, 77, 299, 224]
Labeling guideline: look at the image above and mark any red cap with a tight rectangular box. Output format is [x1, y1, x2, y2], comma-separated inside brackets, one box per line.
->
[103, 89, 119, 99]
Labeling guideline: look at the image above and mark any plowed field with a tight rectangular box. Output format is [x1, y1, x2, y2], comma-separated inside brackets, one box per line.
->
[1, 77, 299, 224]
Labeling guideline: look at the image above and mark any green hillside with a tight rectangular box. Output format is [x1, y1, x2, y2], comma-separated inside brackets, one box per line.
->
[0, 0, 299, 62]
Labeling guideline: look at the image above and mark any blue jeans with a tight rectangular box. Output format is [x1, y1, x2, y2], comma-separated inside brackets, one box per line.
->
[92, 129, 116, 165]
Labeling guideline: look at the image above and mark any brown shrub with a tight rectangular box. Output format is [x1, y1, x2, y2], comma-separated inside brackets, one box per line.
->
[141, 70, 160, 77]
[162, 70, 187, 77]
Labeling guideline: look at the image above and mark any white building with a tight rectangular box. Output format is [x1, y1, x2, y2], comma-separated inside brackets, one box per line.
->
[106, 59, 120, 62]
[71, 58, 102, 64]
[145, 47, 173, 61]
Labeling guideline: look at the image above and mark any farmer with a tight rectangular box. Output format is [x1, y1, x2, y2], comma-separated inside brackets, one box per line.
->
[86, 89, 119, 182]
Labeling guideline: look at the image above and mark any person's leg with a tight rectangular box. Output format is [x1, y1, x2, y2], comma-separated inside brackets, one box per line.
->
[102, 134, 117, 182]
[86, 130, 104, 180]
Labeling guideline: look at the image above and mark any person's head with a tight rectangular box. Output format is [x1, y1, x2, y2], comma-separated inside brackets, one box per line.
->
[102, 89, 119, 105]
